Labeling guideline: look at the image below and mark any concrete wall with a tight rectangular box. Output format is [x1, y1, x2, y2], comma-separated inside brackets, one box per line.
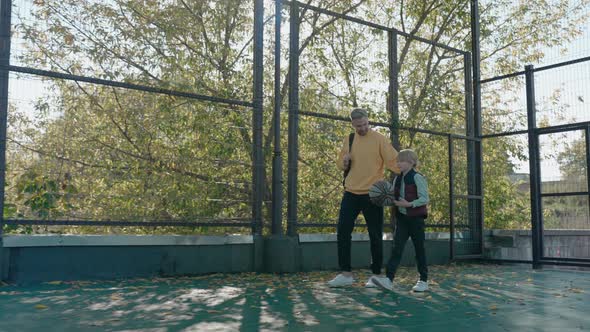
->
[298, 233, 450, 272]
[1, 235, 257, 283]
[484, 229, 590, 261]
[0, 233, 452, 283]
[3, 230, 587, 283]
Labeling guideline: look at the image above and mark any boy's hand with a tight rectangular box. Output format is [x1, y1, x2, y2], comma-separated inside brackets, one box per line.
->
[394, 198, 412, 208]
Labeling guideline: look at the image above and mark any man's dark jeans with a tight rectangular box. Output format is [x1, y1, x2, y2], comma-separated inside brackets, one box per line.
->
[337, 191, 383, 274]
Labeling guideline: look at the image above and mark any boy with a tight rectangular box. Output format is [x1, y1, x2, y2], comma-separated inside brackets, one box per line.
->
[371, 149, 430, 292]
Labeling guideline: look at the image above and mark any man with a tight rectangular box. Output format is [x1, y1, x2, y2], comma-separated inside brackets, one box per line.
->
[328, 108, 400, 288]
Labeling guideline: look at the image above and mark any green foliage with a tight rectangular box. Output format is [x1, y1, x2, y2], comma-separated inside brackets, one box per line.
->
[15, 171, 75, 219]
[6, 0, 590, 234]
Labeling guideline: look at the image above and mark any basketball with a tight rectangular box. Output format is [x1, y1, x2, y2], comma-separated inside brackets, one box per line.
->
[368, 180, 396, 206]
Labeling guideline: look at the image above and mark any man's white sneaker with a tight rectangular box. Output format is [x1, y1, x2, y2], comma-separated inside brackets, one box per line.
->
[370, 276, 393, 291]
[412, 280, 429, 292]
[365, 276, 378, 288]
[327, 274, 354, 287]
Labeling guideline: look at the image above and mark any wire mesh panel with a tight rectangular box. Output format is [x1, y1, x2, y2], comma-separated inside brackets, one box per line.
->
[538, 130, 590, 259]
[452, 197, 477, 256]
[11, 0, 255, 101]
[478, 0, 590, 266]
[542, 195, 590, 230]
[1, 0, 264, 235]
[450, 137, 482, 256]
[452, 138, 469, 197]
[481, 76, 527, 135]
[292, 4, 391, 231]
[396, 39, 467, 136]
[406, 132, 450, 230]
[296, 11, 389, 116]
[482, 134, 531, 230]
[542, 195, 590, 259]
[4, 73, 254, 235]
[527, 2, 590, 68]
[296, 117, 353, 227]
[535, 61, 590, 128]
[539, 131, 587, 193]
[289, 1, 469, 238]
[478, 0, 590, 78]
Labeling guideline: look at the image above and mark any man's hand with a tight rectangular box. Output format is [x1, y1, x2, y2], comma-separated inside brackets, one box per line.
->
[343, 153, 351, 169]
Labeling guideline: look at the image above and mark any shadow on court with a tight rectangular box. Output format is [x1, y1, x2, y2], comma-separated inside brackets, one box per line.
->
[0, 263, 588, 331]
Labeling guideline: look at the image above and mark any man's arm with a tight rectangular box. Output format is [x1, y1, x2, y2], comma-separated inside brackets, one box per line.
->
[337, 136, 350, 171]
[381, 136, 400, 174]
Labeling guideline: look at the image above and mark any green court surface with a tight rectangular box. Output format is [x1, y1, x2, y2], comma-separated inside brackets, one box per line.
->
[0, 263, 588, 331]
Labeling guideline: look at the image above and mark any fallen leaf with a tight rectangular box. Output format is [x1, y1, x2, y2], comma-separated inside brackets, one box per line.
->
[35, 304, 49, 310]
[46, 281, 62, 285]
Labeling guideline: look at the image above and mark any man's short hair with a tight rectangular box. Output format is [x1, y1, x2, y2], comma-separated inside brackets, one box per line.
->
[350, 108, 368, 120]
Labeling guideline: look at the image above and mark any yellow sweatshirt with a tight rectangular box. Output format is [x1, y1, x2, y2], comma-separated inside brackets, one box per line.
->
[337, 130, 400, 194]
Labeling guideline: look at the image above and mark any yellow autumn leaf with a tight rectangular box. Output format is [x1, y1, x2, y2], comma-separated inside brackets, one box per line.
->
[46, 281, 62, 285]
[35, 304, 49, 310]
[64, 34, 74, 45]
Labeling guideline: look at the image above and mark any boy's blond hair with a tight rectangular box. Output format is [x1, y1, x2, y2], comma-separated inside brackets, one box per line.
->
[397, 149, 419, 167]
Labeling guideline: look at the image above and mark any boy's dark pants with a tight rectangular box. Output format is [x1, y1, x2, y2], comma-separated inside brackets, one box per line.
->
[385, 212, 428, 281]
[337, 191, 383, 275]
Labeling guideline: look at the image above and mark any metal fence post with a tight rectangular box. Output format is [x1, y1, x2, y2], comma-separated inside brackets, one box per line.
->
[387, 30, 399, 231]
[525, 64, 542, 269]
[271, 0, 283, 236]
[448, 135, 455, 259]
[388, 30, 399, 151]
[586, 126, 590, 223]
[0, 0, 12, 281]
[286, 1, 299, 237]
[252, 0, 264, 236]
[470, 0, 484, 256]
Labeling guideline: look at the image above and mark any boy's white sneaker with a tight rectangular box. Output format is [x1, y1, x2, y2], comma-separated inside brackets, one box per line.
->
[327, 274, 354, 287]
[370, 276, 394, 291]
[365, 276, 378, 288]
[412, 280, 429, 292]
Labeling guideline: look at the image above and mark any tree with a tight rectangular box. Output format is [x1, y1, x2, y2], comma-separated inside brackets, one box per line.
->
[6, 0, 590, 234]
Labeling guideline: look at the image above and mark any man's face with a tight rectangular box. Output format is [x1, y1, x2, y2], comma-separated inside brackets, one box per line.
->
[351, 117, 369, 136]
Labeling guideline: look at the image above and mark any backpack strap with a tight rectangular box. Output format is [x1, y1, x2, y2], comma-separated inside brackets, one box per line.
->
[342, 133, 355, 187]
